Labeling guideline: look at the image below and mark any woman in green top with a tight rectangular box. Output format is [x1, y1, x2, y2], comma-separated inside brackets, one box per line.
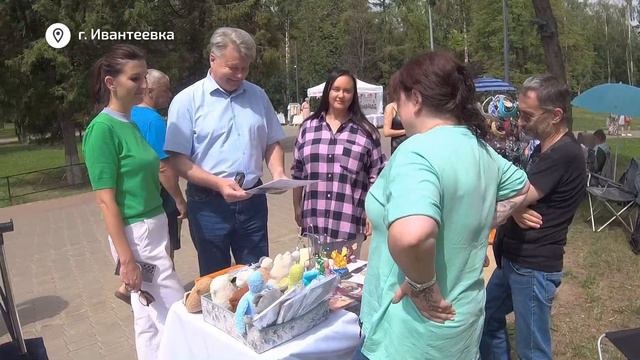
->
[83, 45, 183, 360]
[357, 51, 530, 359]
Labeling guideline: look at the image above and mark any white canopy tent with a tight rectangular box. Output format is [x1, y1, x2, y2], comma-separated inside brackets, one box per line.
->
[305, 79, 384, 127]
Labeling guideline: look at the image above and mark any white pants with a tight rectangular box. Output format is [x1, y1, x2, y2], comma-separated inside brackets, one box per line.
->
[109, 213, 184, 360]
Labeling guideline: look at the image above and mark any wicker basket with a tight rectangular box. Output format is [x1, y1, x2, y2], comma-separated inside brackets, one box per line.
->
[201, 293, 330, 353]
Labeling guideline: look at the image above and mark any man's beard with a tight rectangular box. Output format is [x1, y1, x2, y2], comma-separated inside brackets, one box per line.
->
[526, 120, 555, 141]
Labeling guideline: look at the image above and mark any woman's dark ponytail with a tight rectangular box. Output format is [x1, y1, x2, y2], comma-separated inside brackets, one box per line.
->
[454, 64, 487, 140]
[390, 51, 487, 140]
[90, 44, 146, 111]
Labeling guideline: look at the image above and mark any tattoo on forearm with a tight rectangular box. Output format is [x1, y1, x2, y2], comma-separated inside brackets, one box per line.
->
[412, 284, 435, 302]
[493, 193, 526, 226]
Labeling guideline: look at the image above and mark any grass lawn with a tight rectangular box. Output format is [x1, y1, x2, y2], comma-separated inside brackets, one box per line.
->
[550, 203, 639, 360]
[605, 137, 640, 179]
[0, 141, 85, 206]
[0, 142, 83, 178]
[553, 137, 640, 359]
[572, 107, 609, 131]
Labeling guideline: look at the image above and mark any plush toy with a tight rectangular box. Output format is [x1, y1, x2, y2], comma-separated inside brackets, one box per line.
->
[284, 264, 304, 291]
[253, 287, 283, 314]
[257, 267, 271, 283]
[235, 269, 254, 288]
[260, 257, 274, 271]
[229, 285, 248, 312]
[302, 269, 319, 286]
[235, 271, 265, 335]
[269, 252, 293, 283]
[291, 250, 300, 264]
[184, 277, 213, 313]
[209, 274, 235, 310]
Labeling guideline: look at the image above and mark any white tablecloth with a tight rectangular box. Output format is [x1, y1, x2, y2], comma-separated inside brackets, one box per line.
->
[158, 302, 362, 360]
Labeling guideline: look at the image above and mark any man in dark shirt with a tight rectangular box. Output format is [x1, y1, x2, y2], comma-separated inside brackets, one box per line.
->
[481, 75, 586, 360]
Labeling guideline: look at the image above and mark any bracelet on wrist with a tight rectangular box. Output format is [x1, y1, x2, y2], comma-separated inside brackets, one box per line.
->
[405, 275, 436, 292]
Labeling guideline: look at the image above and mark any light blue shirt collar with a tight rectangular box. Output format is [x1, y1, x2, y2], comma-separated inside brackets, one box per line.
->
[204, 71, 246, 98]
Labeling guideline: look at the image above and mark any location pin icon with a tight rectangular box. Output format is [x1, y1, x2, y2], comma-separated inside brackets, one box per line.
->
[53, 28, 63, 43]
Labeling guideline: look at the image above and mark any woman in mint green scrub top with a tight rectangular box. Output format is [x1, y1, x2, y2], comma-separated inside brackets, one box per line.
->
[356, 51, 530, 360]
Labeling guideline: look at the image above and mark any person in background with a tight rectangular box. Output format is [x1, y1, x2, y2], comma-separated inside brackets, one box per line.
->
[593, 129, 610, 175]
[624, 115, 632, 136]
[84, 44, 184, 360]
[291, 69, 386, 253]
[356, 51, 529, 360]
[131, 69, 187, 261]
[165, 27, 287, 276]
[382, 98, 407, 155]
[577, 131, 598, 175]
[301, 97, 311, 119]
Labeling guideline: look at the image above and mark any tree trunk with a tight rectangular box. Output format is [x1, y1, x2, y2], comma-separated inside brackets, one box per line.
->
[463, 5, 469, 63]
[531, 0, 573, 130]
[15, 120, 27, 144]
[60, 114, 82, 185]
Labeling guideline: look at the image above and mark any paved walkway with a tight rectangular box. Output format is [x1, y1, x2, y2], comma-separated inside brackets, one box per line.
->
[0, 126, 391, 359]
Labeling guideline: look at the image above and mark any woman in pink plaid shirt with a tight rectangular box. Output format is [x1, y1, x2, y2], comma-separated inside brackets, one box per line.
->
[291, 69, 386, 250]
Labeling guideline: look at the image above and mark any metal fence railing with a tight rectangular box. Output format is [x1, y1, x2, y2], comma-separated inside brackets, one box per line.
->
[0, 163, 89, 206]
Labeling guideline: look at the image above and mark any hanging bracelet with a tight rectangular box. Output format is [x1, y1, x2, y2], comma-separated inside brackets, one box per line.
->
[405, 275, 436, 292]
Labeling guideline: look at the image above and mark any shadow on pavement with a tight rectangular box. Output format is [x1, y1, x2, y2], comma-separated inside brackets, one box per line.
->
[0, 296, 69, 337]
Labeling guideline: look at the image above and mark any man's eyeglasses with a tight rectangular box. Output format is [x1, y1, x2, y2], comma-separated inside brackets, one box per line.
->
[519, 106, 559, 122]
[519, 110, 550, 122]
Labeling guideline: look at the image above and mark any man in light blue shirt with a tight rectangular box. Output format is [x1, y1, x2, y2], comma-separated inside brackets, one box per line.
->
[132, 69, 186, 259]
[165, 27, 286, 276]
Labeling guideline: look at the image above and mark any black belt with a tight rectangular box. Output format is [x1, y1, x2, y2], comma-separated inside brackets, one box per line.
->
[187, 179, 263, 197]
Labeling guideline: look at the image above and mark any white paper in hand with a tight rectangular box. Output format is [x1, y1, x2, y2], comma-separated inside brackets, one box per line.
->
[246, 178, 319, 195]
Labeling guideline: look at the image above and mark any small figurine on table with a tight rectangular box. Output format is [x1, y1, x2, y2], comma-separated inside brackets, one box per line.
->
[331, 247, 349, 277]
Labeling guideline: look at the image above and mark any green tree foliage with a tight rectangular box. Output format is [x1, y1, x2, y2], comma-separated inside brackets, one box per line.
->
[1, 0, 639, 151]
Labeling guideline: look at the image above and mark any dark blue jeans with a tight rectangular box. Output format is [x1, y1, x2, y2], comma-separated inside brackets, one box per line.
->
[160, 187, 180, 251]
[480, 257, 563, 360]
[186, 183, 269, 276]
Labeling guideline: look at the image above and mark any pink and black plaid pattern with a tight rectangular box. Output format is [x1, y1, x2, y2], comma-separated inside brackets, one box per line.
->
[291, 115, 386, 242]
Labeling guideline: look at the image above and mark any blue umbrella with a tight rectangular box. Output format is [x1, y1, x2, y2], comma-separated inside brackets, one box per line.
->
[572, 83, 640, 116]
[474, 77, 516, 92]
[573, 83, 640, 178]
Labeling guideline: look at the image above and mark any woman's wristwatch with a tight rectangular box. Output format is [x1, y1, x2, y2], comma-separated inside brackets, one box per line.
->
[405, 275, 437, 292]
